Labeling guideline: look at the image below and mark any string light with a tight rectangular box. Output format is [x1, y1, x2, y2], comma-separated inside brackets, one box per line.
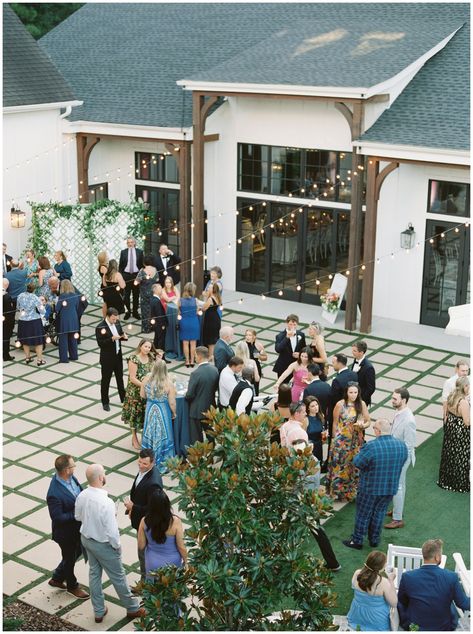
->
[73, 332, 80, 339]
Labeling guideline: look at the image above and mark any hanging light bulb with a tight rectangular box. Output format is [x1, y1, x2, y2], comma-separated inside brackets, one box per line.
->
[15, 340, 21, 348]
[150, 319, 156, 325]
[73, 332, 80, 339]
[278, 290, 283, 296]
[238, 299, 243, 305]
[62, 300, 67, 307]
[296, 284, 301, 291]
[261, 294, 266, 300]
[101, 328, 107, 334]
[46, 336, 52, 344]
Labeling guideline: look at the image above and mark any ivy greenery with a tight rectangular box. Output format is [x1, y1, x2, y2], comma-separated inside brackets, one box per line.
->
[28, 196, 153, 255]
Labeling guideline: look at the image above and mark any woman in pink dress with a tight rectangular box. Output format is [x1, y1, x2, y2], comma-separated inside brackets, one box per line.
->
[274, 347, 313, 402]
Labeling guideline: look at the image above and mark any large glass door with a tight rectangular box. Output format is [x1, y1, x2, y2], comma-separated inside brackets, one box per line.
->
[420, 220, 470, 327]
[136, 185, 180, 255]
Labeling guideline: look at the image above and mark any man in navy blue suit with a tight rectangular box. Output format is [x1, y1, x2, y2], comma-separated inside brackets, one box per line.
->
[343, 419, 407, 550]
[398, 538, 470, 631]
[46, 455, 89, 599]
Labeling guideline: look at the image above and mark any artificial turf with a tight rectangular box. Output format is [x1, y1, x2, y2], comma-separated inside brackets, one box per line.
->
[318, 429, 470, 615]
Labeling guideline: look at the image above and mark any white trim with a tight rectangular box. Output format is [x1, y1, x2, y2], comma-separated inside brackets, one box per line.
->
[354, 141, 470, 166]
[176, 80, 366, 99]
[135, 179, 180, 191]
[237, 190, 352, 211]
[3, 100, 83, 114]
[65, 120, 192, 140]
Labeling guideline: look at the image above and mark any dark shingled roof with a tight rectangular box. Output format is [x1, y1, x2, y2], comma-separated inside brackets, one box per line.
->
[360, 21, 470, 151]
[39, 2, 469, 153]
[3, 4, 76, 108]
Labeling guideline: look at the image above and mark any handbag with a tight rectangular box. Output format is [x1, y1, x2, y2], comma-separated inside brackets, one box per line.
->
[389, 607, 399, 631]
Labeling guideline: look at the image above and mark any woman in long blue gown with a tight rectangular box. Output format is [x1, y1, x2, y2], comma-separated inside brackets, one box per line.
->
[140, 359, 176, 472]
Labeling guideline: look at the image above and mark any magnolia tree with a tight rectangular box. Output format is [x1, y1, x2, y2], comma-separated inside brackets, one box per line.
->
[136, 408, 337, 631]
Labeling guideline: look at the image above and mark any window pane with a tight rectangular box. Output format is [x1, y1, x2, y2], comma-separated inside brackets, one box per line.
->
[428, 180, 470, 217]
[238, 201, 267, 285]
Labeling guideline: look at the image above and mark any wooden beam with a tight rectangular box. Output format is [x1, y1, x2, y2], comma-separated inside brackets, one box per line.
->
[344, 101, 364, 331]
[334, 102, 353, 131]
[192, 93, 205, 289]
[193, 90, 365, 103]
[178, 141, 192, 283]
[204, 133, 220, 143]
[76, 133, 100, 203]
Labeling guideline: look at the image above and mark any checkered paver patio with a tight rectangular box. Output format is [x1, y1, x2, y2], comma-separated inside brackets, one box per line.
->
[3, 304, 468, 630]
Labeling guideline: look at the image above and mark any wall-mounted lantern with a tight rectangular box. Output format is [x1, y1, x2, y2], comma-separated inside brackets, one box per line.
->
[400, 223, 416, 249]
[10, 206, 26, 228]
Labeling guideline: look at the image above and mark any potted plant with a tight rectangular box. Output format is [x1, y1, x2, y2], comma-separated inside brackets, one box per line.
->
[136, 408, 337, 631]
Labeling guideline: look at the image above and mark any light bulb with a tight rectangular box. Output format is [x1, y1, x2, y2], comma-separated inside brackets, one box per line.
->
[296, 285, 301, 291]
[46, 336, 52, 344]
[101, 328, 107, 334]
[261, 294, 266, 300]
[177, 314, 182, 320]
[278, 290, 283, 296]
[15, 340, 21, 348]
[73, 332, 80, 339]
[62, 300, 67, 307]
[150, 319, 156, 325]
[116, 285, 120, 291]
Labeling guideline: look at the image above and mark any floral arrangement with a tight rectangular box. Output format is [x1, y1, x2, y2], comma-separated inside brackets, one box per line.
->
[320, 291, 340, 313]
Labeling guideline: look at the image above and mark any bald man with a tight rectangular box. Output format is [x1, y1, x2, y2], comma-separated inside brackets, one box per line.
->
[75, 464, 144, 623]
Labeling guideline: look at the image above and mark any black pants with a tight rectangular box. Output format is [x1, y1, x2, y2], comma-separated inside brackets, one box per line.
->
[122, 272, 140, 315]
[52, 538, 82, 590]
[153, 325, 167, 351]
[309, 525, 339, 569]
[189, 416, 204, 445]
[100, 353, 126, 405]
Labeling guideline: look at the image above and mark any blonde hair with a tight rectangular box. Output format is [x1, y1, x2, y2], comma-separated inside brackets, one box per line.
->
[97, 251, 108, 266]
[147, 359, 169, 398]
[164, 276, 175, 290]
[182, 282, 196, 298]
[60, 279, 74, 294]
[235, 341, 251, 364]
[447, 376, 470, 413]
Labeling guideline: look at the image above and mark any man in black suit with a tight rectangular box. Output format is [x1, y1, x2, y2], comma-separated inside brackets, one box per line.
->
[95, 307, 128, 411]
[154, 243, 181, 287]
[213, 326, 235, 373]
[273, 314, 306, 380]
[46, 454, 89, 599]
[3, 243, 12, 273]
[186, 346, 219, 444]
[3, 278, 15, 361]
[119, 236, 143, 320]
[303, 363, 331, 419]
[150, 284, 168, 356]
[124, 449, 163, 586]
[351, 340, 376, 407]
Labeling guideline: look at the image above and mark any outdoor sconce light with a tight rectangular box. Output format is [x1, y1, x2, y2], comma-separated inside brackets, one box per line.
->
[10, 206, 26, 228]
[400, 223, 415, 249]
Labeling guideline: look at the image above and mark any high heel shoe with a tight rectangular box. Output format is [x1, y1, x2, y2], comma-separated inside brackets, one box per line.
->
[25, 357, 33, 364]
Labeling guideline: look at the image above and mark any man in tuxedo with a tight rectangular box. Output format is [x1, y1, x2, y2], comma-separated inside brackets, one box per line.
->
[3, 243, 12, 273]
[398, 538, 469, 631]
[150, 284, 168, 356]
[273, 314, 306, 379]
[186, 346, 219, 444]
[351, 340, 376, 406]
[46, 454, 89, 599]
[154, 243, 181, 287]
[214, 325, 235, 373]
[3, 278, 15, 361]
[303, 363, 331, 419]
[343, 419, 407, 550]
[95, 307, 128, 411]
[124, 449, 163, 586]
[119, 236, 143, 320]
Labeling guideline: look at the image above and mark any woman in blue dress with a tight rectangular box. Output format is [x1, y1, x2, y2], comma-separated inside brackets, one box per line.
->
[140, 359, 176, 472]
[36, 256, 57, 301]
[178, 282, 200, 367]
[55, 279, 80, 363]
[54, 251, 73, 281]
[347, 550, 398, 631]
[137, 489, 187, 581]
[17, 282, 46, 365]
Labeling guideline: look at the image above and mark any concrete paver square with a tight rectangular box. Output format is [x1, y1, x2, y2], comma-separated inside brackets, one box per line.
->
[325, 332, 356, 344]
[408, 384, 442, 401]
[375, 376, 399, 393]
[82, 422, 129, 444]
[118, 533, 140, 567]
[370, 351, 403, 365]
[418, 402, 445, 419]
[418, 373, 445, 389]
[19, 504, 53, 534]
[80, 402, 122, 421]
[4, 464, 42, 489]
[104, 572, 140, 601]
[17, 475, 53, 500]
[56, 376, 92, 392]
[3, 524, 43, 555]
[56, 436, 103, 459]
[249, 317, 279, 329]
[116, 459, 141, 477]
[384, 367, 419, 382]
[22, 450, 61, 472]
[55, 394, 96, 412]
[400, 358, 436, 372]
[18, 579, 78, 614]
[414, 415, 444, 435]
[19, 539, 58, 572]
[4, 379, 39, 395]
[73, 367, 103, 382]
[26, 406, 65, 425]
[26, 387, 61, 404]
[383, 343, 418, 356]
[415, 348, 451, 361]
[23, 426, 70, 448]
[432, 364, 455, 378]
[50, 415, 96, 434]
[3, 493, 42, 519]
[83, 447, 134, 469]
[3, 397, 37, 416]
[62, 599, 125, 631]
[3, 560, 43, 596]
[22, 369, 66, 384]
[3, 440, 38, 461]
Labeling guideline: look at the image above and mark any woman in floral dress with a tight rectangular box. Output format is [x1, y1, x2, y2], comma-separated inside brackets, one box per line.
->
[122, 339, 156, 449]
[327, 382, 370, 502]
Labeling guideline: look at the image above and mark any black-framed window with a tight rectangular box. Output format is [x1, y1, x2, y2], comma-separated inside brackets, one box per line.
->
[428, 180, 470, 217]
[238, 143, 355, 202]
[88, 182, 108, 202]
[135, 152, 179, 183]
[135, 185, 180, 255]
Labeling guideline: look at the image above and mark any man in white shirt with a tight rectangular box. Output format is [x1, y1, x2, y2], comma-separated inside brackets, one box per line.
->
[442, 360, 469, 419]
[229, 367, 255, 415]
[218, 356, 243, 408]
[75, 464, 144, 623]
[384, 387, 416, 530]
[119, 237, 143, 320]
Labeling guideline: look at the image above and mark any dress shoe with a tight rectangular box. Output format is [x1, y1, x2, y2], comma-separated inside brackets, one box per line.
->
[325, 564, 342, 572]
[133, 312, 141, 320]
[127, 607, 146, 620]
[342, 539, 362, 550]
[103, 403, 111, 412]
[386, 509, 393, 517]
[124, 312, 131, 320]
[4, 355, 15, 361]
[48, 579, 66, 590]
[95, 607, 108, 623]
[67, 586, 89, 600]
[384, 519, 404, 529]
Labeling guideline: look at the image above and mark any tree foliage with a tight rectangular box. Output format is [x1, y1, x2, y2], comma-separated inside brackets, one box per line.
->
[10, 3, 83, 39]
[136, 408, 338, 631]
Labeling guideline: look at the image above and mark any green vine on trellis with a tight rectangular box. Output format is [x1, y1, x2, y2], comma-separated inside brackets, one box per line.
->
[28, 195, 153, 255]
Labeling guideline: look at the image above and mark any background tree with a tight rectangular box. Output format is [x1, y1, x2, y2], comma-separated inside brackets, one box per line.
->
[10, 3, 83, 39]
[137, 408, 337, 631]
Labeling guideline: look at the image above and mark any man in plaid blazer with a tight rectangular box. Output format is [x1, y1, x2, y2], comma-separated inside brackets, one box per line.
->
[343, 419, 408, 550]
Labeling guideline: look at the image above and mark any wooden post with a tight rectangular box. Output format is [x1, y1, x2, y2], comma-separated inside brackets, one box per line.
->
[76, 133, 100, 204]
[192, 93, 205, 289]
[179, 141, 192, 283]
[344, 102, 364, 331]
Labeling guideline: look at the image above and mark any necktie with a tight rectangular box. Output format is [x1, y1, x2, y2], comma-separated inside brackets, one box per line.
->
[234, 374, 239, 381]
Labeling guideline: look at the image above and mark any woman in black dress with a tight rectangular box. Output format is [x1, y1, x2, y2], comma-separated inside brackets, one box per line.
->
[438, 375, 470, 493]
[201, 283, 222, 360]
[101, 259, 126, 314]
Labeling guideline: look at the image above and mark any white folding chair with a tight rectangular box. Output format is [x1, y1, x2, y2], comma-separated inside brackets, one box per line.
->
[387, 543, 447, 589]
[453, 552, 470, 630]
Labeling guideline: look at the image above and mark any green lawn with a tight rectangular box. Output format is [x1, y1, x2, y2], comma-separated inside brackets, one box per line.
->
[318, 430, 470, 615]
